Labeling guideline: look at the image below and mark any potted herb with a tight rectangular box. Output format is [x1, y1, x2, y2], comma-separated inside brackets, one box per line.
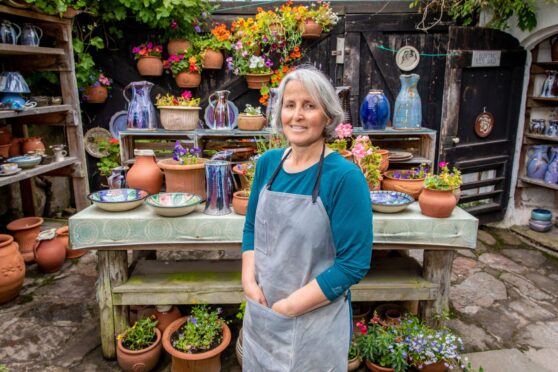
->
[327, 123, 354, 161]
[194, 24, 232, 69]
[163, 47, 203, 88]
[83, 71, 112, 104]
[351, 135, 387, 191]
[116, 316, 162, 372]
[238, 104, 266, 131]
[132, 42, 164, 76]
[155, 91, 201, 131]
[419, 161, 462, 218]
[232, 156, 257, 215]
[162, 305, 231, 372]
[382, 163, 429, 200]
[158, 140, 206, 199]
[227, 55, 273, 89]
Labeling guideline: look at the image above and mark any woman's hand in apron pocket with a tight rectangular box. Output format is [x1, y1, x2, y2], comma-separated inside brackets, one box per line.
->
[271, 298, 295, 317]
[243, 279, 268, 307]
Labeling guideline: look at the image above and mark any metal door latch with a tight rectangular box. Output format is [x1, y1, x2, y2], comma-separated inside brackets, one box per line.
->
[331, 38, 345, 64]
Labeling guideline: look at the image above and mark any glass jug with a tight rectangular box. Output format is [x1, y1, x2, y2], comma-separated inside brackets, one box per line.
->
[0, 20, 20, 45]
[21, 23, 42, 46]
[203, 160, 233, 215]
[207, 90, 232, 130]
[123, 81, 157, 130]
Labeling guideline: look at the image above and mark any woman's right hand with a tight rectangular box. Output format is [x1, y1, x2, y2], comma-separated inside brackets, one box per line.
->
[243, 280, 268, 307]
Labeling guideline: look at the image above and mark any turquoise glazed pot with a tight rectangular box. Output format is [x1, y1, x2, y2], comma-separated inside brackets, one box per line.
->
[393, 74, 422, 130]
[359, 89, 390, 130]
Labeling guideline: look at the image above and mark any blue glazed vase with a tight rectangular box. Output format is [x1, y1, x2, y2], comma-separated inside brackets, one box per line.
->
[123, 81, 157, 130]
[359, 89, 390, 130]
[393, 74, 422, 130]
[544, 147, 558, 184]
[526, 145, 549, 180]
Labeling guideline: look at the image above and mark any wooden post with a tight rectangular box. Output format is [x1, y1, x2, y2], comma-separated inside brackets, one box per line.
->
[420, 250, 454, 328]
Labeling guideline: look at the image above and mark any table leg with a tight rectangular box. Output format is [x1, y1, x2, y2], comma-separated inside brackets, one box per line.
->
[97, 250, 129, 359]
[419, 250, 454, 328]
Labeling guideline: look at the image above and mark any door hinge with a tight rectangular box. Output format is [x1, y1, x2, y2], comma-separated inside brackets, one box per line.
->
[331, 37, 345, 64]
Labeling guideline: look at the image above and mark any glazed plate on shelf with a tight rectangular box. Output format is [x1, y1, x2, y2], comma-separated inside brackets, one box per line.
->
[108, 110, 128, 140]
[88, 188, 148, 212]
[388, 151, 413, 162]
[7, 155, 42, 169]
[204, 101, 239, 130]
[145, 192, 202, 217]
[370, 191, 414, 213]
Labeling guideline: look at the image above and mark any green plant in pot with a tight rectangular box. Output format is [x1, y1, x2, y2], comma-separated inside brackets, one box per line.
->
[382, 163, 429, 200]
[419, 161, 462, 218]
[96, 138, 120, 177]
[116, 316, 162, 372]
[237, 104, 266, 131]
[351, 135, 384, 191]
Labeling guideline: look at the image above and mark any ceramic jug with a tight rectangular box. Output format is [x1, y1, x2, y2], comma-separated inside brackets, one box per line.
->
[21, 23, 42, 46]
[124, 81, 157, 130]
[544, 147, 558, 184]
[207, 90, 232, 130]
[529, 119, 546, 134]
[526, 145, 549, 180]
[0, 20, 20, 44]
[107, 166, 128, 189]
[266, 87, 280, 128]
[204, 159, 233, 215]
[360, 89, 390, 130]
[546, 120, 558, 137]
[50, 144, 67, 162]
[541, 71, 557, 98]
[393, 74, 422, 130]
[126, 149, 162, 195]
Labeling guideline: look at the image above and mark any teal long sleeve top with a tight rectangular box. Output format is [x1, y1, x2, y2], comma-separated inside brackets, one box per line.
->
[241, 148, 373, 301]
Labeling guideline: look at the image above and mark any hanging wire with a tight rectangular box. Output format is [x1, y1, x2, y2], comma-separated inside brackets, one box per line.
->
[377, 44, 459, 57]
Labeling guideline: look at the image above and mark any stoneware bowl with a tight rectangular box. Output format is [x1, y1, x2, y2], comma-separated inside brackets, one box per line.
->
[88, 188, 148, 212]
[145, 192, 202, 217]
[528, 218, 553, 233]
[7, 155, 42, 169]
[370, 191, 414, 213]
[531, 208, 553, 222]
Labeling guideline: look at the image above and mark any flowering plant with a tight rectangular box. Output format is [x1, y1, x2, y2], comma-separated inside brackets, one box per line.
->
[388, 163, 429, 180]
[305, 1, 339, 31]
[173, 140, 202, 165]
[164, 47, 203, 76]
[117, 316, 158, 351]
[351, 135, 383, 187]
[172, 305, 226, 353]
[85, 71, 112, 90]
[96, 138, 120, 177]
[155, 91, 201, 107]
[242, 104, 263, 116]
[424, 162, 462, 191]
[132, 42, 163, 60]
[328, 123, 353, 153]
[194, 24, 233, 52]
[227, 54, 273, 76]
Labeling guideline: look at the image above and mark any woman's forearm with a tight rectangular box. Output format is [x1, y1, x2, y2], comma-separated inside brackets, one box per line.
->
[272, 279, 329, 317]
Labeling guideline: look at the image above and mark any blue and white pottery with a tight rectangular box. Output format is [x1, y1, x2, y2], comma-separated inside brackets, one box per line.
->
[370, 191, 414, 213]
[393, 74, 422, 130]
[0, 20, 20, 44]
[359, 89, 390, 130]
[204, 160, 232, 215]
[544, 147, 558, 184]
[7, 155, 41, 168]
[526, 145, 549, 180]
[123, 81, 157, 130]
[88, 188, 148, 212]
[146, 192, 202, 217]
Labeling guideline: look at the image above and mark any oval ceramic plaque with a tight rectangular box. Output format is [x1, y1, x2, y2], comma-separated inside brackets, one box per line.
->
[475, 111, 494, 138]
[396, 46, 420, 71]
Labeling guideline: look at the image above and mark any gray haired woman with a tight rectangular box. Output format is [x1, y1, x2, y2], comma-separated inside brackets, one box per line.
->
[241, 66, 372, 371]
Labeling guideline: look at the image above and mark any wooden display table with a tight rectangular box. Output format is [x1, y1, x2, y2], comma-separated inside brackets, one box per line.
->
[69, 203, 477, 358]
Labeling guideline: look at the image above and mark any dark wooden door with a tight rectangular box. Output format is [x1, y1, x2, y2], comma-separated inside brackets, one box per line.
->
[439, 27, 526, 223]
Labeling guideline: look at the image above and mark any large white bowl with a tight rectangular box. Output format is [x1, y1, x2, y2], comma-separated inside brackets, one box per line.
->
[88, 188, 148, 212]
[145, 192, 202, 217]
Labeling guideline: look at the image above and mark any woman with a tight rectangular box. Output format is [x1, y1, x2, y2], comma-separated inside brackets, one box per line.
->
[241, 66, 372, 371]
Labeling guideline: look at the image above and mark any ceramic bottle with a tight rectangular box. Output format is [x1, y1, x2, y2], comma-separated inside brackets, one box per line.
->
[126, 149, 163, 195]
[393, 74, 422, 130]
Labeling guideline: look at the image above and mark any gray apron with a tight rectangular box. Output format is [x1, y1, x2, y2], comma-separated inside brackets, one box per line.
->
[243, 146, 350, 372]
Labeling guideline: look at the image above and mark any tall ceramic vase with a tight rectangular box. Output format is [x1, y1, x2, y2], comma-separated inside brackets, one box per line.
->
[359, 89, 390, 130]
[526, 145, 549, 180]
[126, 149, 163, 195]
[0, 234, 25, 304]
[393, 74, 422, 130]
[544, 147, 558, 184]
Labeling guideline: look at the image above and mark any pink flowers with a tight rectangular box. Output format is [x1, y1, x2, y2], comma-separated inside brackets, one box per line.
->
[98, 74, 111, 87]
[132, 42, 163, 60]
[180, 90, 192, 100]
[335, 123, 353, 139]
[356, 321, 367, 335]
[350, 135, 371, 160]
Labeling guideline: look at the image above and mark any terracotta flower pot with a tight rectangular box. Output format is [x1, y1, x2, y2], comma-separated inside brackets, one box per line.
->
[0, 126, 12, 145]
[418, 188, 457, 218]
[158, 158, 207, 200]
[365, 359, 395, 372]
[167, 39, 192, 56]
[348, 355, 362, 371]
[117, 328, 162, 372]
[202, 49, 224, 69]
[420, 361, 447, 372]
[137, 56, 164, 77]
[232, 191, 250, 215]
[245, 73, 272, 89]
[34, 229, 66, 273]
[22, 137, 45, 155]
[382, 170, 425, 200]
[175, 71, 202, 88]
[0, 144, 10, 158]
[300, 18, 323, 39]
[162, 316, 231, 372]
[340, 150, 353, 162]
[62, 6, 81, 18]
[56, 226, 86, 259]
[7, 216, 43, 263]
[153, 305, 182, 333]
[0, 234, 25, 304]
[126, 149, 163, 196]
[237, 114, 266, 131]
[85, 86, 108, 104]
[8, 137, 22, 157]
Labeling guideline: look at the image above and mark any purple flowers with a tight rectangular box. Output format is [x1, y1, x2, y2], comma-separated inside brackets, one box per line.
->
[173, 140, 201, 165]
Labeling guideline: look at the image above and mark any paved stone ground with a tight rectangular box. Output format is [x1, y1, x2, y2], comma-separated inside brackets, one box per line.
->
[1, 226, 557, 371]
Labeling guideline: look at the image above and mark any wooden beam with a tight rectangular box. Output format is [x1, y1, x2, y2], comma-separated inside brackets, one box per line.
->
[419, 250, 454, 328]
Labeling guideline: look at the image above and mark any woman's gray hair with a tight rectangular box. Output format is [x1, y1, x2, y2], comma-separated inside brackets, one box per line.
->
[271, 65, 344, 139]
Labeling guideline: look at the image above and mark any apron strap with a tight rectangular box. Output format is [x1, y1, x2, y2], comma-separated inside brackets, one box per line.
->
[266, 148, 292, 189]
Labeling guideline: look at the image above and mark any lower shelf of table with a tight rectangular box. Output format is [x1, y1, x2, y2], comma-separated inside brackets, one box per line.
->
[112, 256, 438, 305]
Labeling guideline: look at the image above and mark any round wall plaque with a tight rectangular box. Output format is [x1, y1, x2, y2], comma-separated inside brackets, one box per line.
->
[474, 111, 494, 138]
[396, 46, 420, 71]
[84, 127, 112, 158]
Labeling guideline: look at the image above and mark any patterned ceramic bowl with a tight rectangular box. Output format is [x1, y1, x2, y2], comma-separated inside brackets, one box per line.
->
[370, 191, 414, 213]
[7, 155, 42, 168]
[145, 192, 202, 217]
[88, 188, 148, 212]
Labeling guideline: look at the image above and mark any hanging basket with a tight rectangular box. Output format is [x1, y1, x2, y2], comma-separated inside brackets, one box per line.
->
[175, 72, 201, 88]
[245, 73, 272, 89]
[137, 56, 164, 77]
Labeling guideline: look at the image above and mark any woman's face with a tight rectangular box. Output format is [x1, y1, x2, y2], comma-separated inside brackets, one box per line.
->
[281, 80, 329, 148]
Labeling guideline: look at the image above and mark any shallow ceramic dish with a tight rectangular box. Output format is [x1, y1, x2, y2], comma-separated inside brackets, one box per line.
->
[0, 167, 22, 176]
[7, 155, 42, 168]
[145, 192, 202, 217]
[370, 191, 414, 213]
[88, 188, 148, 212]
[531, 208, 552, 222]
[528, 218, 552, 233]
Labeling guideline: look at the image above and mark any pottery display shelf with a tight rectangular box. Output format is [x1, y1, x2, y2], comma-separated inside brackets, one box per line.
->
[69, 202, 478, 359]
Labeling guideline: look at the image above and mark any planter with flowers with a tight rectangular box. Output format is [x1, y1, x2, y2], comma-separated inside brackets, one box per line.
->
[166, 18, 194, 56]
[155, 91, 201, 131]
[195, 24, 232, 69]
[238, 104, 266, 131]
[298, 1, 339, 39]
[164, 47, 203, 88]
[348, 340, 362, 371]
[382, 164, 428, 200]
[419, 162, 462, 218]
[83, 72, 112, 104]
[228, 55, 273, 89]
[328, 123, 353, 161]
[232, 156, 256, 215]
[351, 136, 384, 191]
[133, 42, 164, 76]
[162, 304, 231, 372]
[116, 316, 162, 372]
[158, 140, 206, 199]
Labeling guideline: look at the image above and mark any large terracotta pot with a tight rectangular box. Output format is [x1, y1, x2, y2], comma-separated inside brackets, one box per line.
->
[245, 73, 272, 89]
[168, 39, 192, 56]
[34, 229, 66, 273]
[175, 72, 201, 88]
[22, 137, 45, 155]
[418, 188, 457, 218]
[7, 216, 43, 263]
[0, 126, 11, 145]
[158, 158, 207, 200]
[162, 316, 231, 372]
[85, 86, 108, 103]
[137, 56, 164, 77]
[126, 149, 163, 196]
[365, 359, 395, 372]
[117, 327, 162, 372]
[300, 18, 322, 39]
[153, 305, 181, 333]
[202, 49, 224, 69]
[8, 137, 22, 157]
[0, 234, 25, 304]
[232, 191, 249, 215]
[382, 170, 425, 199]
[420, 361, 447, 372]
[0, 143, 9, 158]
[237, 114, 266, 131]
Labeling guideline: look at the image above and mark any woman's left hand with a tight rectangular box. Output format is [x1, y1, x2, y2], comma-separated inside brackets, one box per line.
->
[272, 298, 294, 317]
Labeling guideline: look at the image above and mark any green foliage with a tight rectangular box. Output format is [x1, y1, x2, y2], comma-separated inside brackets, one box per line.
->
[96, 138, 120, 177]
[236, 301, 246, 320]
[348, 340, 359, 360]
[0, 364, 9, 372]
[242, 104, 263, 116]
[424, 162, 462, 191]
[256, 132, 288, 154]
[118, 316, 158, 351]
[173, 305, 226, 353]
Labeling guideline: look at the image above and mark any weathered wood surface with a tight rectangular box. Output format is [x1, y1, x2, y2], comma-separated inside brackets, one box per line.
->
[0, 157, 78, 187]
[419, 250, 454, 328]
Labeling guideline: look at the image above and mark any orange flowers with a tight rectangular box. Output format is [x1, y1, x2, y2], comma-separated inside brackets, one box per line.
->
[211, 24, 231, 42]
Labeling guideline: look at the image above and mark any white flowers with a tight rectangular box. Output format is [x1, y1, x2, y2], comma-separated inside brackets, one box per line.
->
[249, 55, 265, 70]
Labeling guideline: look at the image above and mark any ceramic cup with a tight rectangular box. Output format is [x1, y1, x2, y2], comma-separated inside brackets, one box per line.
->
[1, 163, 18, 172]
